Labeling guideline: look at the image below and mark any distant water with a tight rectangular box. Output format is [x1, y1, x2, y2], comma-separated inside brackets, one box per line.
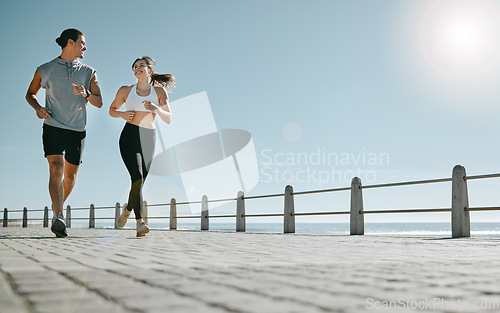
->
[61, 222, 500, 237]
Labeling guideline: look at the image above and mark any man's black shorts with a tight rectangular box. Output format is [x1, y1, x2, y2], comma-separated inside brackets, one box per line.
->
[42, 124, 86, 165]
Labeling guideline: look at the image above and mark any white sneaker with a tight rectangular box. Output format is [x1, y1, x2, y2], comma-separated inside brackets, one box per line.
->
[136, 221, 150, 237]
[116, 206, 131, 228]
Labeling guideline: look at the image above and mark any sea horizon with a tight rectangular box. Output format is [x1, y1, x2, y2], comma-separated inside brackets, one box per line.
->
[13, 221, 500, 237]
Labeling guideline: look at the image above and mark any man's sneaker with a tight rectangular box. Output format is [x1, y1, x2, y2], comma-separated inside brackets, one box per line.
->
[51, 213, 68, 238]
[136, 221, 150, 237]
[116, 206, 131, 228]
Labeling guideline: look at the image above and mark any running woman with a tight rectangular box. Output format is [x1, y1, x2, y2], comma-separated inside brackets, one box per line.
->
[109, 56, 174, 237]
[26, 28, 102, 238]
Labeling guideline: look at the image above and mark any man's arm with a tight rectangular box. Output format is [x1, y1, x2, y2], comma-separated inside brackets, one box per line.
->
[87, 74, 103, 108]
[72, 74, 103, 108]
[26, 70, 51, 119]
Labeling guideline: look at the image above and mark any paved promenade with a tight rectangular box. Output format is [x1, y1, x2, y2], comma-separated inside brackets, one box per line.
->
[1, 228, 500, 313]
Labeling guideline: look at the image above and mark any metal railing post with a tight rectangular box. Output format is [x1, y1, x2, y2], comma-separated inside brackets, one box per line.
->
[3, 208, 7, 227]
[22, 207, 28, 228]
[452, 165, 470, 238]
[284, 185, 295, 233]
[350, 177, 364, 235]
[170, 198, 177, 230]
[236, 191, 245, 232]
[89, 204, 95, 228]
[66, 205, 71, 228]
[43, 206, 48, 227]
[201, 195, 209, 231]
[142, 201, 148, 224]
[115, 202, 121, 229]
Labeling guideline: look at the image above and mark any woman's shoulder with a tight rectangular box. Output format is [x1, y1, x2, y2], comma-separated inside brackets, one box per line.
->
[153, 85, 167, 96]
[117, 84, 134, 94]
[115, 85, 134, 101]
[120, 84, 134, 90]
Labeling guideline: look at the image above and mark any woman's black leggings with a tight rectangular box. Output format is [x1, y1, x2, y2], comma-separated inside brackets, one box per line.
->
[119, 123, 156, 220]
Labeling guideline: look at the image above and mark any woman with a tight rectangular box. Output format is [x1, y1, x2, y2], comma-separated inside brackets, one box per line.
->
[109, 56, 174, 236]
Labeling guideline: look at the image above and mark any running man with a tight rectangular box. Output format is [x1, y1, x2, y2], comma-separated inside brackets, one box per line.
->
[25, 28, 102, 237]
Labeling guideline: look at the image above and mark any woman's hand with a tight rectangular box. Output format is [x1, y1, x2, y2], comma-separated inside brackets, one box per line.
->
[121, 110, 135, 122]
[143, 100, 159, 112]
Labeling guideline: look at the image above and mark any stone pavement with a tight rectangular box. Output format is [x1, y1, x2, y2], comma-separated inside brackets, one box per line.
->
[1, 228, 500, 313]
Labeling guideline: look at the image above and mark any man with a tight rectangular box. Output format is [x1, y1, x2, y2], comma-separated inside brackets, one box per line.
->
[25, 28, 102, 237]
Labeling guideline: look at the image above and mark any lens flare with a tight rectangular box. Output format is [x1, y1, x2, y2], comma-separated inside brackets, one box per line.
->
[419, 0, 500, 78]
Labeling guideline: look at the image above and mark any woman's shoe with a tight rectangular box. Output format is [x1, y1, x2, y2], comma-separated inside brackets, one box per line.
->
[116, 207, 131, 228]
[136, 221, 150, 237]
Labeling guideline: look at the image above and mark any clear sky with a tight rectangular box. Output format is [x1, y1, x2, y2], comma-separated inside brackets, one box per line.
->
[1, 0, 499, 223]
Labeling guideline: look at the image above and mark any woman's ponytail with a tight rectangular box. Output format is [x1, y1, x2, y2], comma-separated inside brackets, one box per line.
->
[151, 73, 176, 92]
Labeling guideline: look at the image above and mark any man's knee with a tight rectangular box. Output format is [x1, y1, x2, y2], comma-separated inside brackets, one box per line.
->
[64, 172, 77, 184]
[48, 160, 64, 180]
[64, 162, 79, 184]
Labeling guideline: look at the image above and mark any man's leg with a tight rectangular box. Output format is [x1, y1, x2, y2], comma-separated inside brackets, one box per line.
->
[47, 155, 65, 216]
[63, 160, 80, 203]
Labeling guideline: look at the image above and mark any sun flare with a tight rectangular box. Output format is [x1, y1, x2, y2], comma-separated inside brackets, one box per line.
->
[420, 0, 500, 78]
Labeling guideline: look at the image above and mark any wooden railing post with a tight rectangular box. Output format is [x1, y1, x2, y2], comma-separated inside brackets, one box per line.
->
[43, 206, 49, 227]
[89, 204, 95, 228]
[3, 208, 8, 227]
[170, 198, 177, 230]
[66, 205, 71, 228]
[350, 177, 364, 235]
[22, 207, 28, 228]
[201, 195, 209, 231]
[114, 202, 121, 229]
[142, 201, 148, 224]
[452, 165, 470, 238]
[236, 191, 245, 232]
[284, 185, 295, 233]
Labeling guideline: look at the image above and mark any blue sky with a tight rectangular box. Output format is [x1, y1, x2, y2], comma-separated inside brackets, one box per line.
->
[1, 0, 500, 223]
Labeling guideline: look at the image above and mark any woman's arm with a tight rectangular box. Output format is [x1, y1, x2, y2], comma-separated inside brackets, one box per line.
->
[147, 86, 172, 124]
[109, 86, 135, 121]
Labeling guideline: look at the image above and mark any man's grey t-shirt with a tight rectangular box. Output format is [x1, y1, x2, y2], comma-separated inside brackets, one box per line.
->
[37, 57, 96, 132]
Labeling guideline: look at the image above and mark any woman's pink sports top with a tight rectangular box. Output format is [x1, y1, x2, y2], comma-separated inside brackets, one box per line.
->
[124, 84, 158, 113]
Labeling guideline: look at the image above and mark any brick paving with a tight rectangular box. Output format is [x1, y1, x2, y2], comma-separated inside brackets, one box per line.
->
[1, 228, 500, 313]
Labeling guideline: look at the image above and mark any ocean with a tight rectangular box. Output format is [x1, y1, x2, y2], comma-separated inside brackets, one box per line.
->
[57, 222, 500, 237]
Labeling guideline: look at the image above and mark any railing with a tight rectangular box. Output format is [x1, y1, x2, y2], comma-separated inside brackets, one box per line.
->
[3, 165, 500, 238]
